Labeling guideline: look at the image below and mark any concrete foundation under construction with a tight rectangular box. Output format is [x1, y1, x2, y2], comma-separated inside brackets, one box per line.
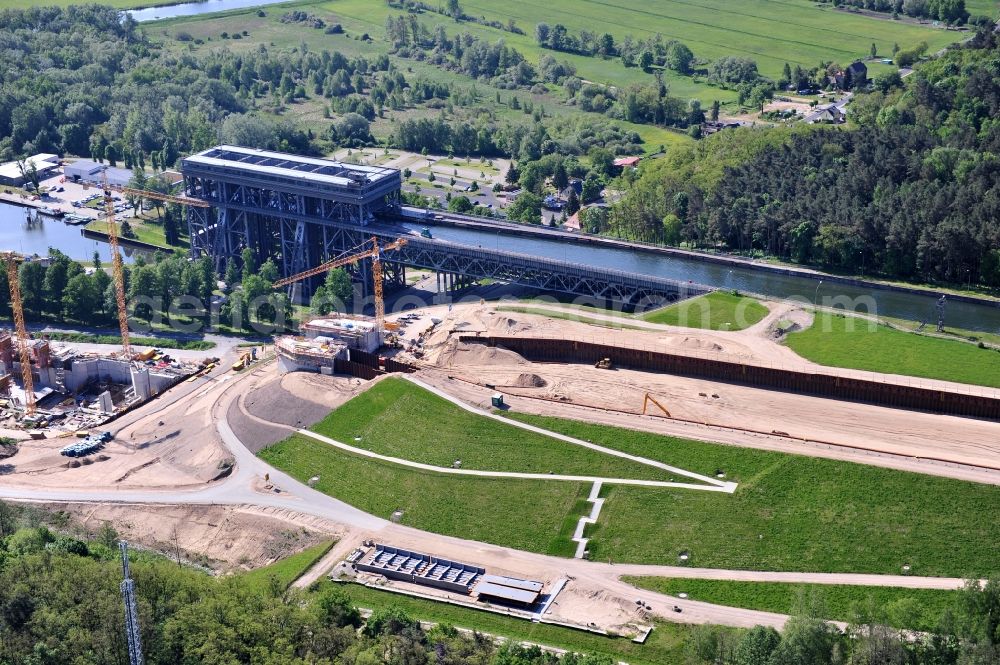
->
[0, 331, 201, 431]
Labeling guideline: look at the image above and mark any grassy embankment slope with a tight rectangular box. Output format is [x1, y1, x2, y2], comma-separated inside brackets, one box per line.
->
[786, 311, 1000, 388]
[241, 540, 336, 592]
[643, 291, 768, 330]
[260, 379, 1000, 575]
[500, 413, 1000, 577]
[622, 577, 963, 632]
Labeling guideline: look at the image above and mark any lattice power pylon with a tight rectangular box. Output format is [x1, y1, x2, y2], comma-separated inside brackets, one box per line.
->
[119, 541, 144, 665]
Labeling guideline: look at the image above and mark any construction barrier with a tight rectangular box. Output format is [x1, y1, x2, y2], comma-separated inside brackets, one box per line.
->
[461, 336, 1000, 421]
[384, 358, 418, 374]
[334, 358, 382, 380]
[347, 348, 381, 369]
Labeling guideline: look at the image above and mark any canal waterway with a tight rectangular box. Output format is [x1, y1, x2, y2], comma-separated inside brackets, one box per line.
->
[404, 222, 1000, 333]
[129, 0, 296, 22]
[0, 201, 132, 263]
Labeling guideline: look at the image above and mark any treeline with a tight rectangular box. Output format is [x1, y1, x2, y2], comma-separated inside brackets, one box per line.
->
[0, 247, 298, 334]
[393, 112, 642, 161]
[534, 24, 697, 74]
[386, 16, 578, 89]
[0, 512, 613, 664]
[831, 0, 970, 24]
[610, 27, 1000, 286]
[0, 250, 216, 328]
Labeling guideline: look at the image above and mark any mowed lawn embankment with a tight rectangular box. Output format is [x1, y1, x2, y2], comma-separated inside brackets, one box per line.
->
[261, 379, 1000, 575]
[642, 291, 769, 330]
[786, 312, 1000, 388]
[503, 414, 1000, 576]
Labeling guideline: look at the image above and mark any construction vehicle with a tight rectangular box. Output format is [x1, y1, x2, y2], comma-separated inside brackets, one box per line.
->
[273, 236, 407, 336]
[641, 393, 671, 418]
[83, 177, 209, 359]
[1, 251, 36, 415]
[595, 357, 613, 370]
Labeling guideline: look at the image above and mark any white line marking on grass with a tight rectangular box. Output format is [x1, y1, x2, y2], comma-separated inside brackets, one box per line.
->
[405, 376, 736, 491]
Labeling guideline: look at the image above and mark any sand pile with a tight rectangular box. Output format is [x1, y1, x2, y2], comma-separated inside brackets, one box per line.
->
[672, 337, 724, 353]
[436, 340, 529, 367]
[512, 373, 547, 388]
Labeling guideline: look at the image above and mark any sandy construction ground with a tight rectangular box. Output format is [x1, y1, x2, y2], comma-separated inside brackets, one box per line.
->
[394, 303, 1000, 481]
[46, 502, 343, 572]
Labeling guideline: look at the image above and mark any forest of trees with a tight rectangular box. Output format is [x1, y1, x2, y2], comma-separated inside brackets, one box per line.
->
[0, 506, 613, 664]
[1, 501, 1000, 664]
[609, 27, 1000, 287]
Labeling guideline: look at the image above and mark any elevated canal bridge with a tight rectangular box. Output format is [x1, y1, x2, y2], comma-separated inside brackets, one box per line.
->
[183, 146, 707, 307]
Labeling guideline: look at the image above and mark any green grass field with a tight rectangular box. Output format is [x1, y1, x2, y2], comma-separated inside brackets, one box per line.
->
[786, 312, 1000, 388]
[643, 291, 769, 330]
[260, 433, 586, 553]
[503, 414, 1000, 577]
[308, 377, 681, 481]
[428, 0, 977, 79]
[323, 582, 691, 665]
[622, 577, 963, 632]
[241, 540, 336, 592]
[262, 378, 1000, 575]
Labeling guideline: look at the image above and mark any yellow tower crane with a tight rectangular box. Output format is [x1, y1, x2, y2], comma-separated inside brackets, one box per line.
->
[1, 252, 36, 415]
[273, 236, 407, 335]
[83, 177, 209, 359]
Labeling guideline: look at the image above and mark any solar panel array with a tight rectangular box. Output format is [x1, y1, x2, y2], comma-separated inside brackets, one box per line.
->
[202, 148, 358, 180]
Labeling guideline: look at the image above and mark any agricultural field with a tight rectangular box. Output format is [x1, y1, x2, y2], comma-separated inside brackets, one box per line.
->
[623, 577, 964, 632]
[642, 291, 769, 330]
[786, 312, 1000, 388]
[454, 0, 973, 78]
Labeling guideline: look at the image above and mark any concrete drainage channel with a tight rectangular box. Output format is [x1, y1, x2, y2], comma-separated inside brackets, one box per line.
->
[572, 481, 605, 559]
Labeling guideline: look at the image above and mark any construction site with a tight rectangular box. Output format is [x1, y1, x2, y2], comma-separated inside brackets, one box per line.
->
[0, 330, 203, 433]
[2, 145, 999, 662]
[0, 176, 215, 438]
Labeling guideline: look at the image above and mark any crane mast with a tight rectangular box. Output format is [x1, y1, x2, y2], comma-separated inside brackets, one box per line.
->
[102, 175, 132, 359]
[2, 254, 35, 415]
[272, 236, 406, 336]
[119, 541, 144, 665]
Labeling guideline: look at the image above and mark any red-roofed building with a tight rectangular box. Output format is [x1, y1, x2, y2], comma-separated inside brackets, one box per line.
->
[613, 156, 642, 170]
[564, 210, 581, 231]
